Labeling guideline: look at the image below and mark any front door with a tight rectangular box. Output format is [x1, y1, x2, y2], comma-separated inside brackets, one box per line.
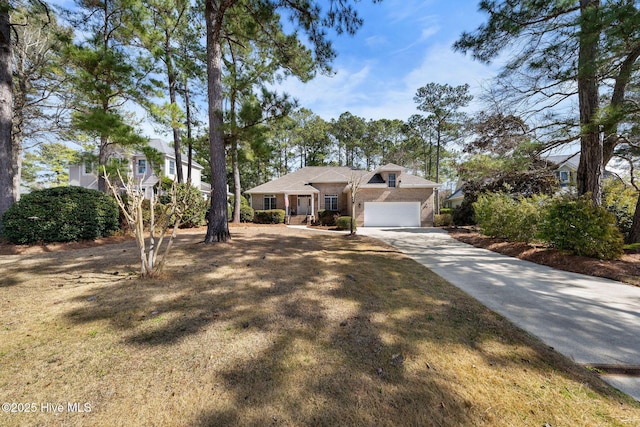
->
[297, 195, 311, 215]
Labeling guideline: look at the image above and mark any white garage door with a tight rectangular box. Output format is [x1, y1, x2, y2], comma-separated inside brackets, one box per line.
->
[364, 202, 420, 227]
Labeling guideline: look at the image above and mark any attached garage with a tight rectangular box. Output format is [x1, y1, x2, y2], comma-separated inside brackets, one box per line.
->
[363, 202, 421, 227]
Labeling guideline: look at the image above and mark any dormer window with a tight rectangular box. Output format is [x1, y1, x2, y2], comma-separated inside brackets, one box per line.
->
[388, 173, 396, 188]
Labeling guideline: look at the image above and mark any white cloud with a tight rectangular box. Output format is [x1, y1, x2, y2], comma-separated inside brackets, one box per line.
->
[403, 42, 499, 104]
[365, 35, 389, 49]
[275, 37, 500, 123]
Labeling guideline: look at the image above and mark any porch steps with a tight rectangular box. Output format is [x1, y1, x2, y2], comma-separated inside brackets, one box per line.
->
[287, 215, 312, 225]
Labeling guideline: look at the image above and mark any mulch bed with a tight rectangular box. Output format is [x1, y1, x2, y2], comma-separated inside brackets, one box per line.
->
[446, 227, 640, 287]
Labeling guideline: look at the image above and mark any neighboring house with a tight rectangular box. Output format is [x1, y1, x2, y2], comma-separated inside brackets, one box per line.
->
[444, 185, 464, 209]
[69, 139, 211, 199]
[245, 163, 441, 227]
[544, 153, 580, 189]
[444, 152, 601, 207]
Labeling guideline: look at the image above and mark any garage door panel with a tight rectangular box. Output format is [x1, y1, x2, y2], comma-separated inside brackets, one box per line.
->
[364, 202, 420, 227]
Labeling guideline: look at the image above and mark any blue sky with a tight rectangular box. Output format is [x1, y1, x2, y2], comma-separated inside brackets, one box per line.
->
[49, 0, 499, 136]
[274, 0, 500, 122]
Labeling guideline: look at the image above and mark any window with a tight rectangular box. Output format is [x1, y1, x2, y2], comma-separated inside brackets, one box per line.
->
[559, 171, 569, 182]
[137, 159, 147, 175]
[169, 160, 176, 175]
[264, 195, 277, 210]
[388, 173, 396, 188]
[83, 162, 94, 175]
[324, 194, 338, 211]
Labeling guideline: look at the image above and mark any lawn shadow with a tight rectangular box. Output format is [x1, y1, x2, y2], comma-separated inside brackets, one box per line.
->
[46, 227, 635, 425]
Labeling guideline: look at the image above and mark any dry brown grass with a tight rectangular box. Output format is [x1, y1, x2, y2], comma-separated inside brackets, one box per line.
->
[1, 225, 639, 426]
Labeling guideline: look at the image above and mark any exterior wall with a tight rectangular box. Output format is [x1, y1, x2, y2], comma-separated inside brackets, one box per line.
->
[250, 193, 321, 217]
[312, 183, 349, 215]
[250, 193, 287, 211]
[163, 158, 204, 189]
[555, 165, 576, 189]
[69, 164, 98, 190]
[350, 187, 435, 227]
[445, 196, 463, 209]
[71, 154, 207, 200]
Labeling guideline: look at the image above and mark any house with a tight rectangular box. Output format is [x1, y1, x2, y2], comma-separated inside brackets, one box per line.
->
[245, 163, 441, 227]
[444, 152, 598, 207]
[69, 139, 211, 199]
[444, 185, 465, 209]
[544, 153, 579, 189]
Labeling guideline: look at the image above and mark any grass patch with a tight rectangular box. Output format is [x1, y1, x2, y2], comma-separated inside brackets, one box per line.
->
[0, 226, 638, 426]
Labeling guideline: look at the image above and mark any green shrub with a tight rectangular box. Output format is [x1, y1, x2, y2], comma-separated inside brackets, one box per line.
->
[2, 186, 119, 244]
[240, 204, 254, 222]
[336, 216, 354, 231]
[227, 195, 254, 222]
[603, 178, 637, 241]
[538, 195, 624, 259]
[159, 183, 207, 228]
[253, 209, 286, 224]
[473, 192, 546, 243]
[440, 207, 454, 215]
[434, 213, 453, 227]
[317, 209, 339, 226]
[452, 201, 475, 226]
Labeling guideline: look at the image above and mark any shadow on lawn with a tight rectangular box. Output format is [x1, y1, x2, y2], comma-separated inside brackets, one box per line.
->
[60, 229, 630, 425]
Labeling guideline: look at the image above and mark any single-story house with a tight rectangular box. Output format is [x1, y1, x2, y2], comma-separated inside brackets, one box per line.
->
[245, 163, 441, 227]
[69, 139, 211, 199]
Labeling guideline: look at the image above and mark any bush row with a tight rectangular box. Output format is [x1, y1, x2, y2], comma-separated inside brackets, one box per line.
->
[472, 193, 624, 259]
[2, 186, 120, 244]
[253, 209, 286, 224]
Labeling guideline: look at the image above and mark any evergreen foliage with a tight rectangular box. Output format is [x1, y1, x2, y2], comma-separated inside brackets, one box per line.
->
[2, 186, 119, 243]
[473, 192, 547, 243]
[335, 216, 353, 231]
[253, 209, 285, 224]
[538, 195, 624, 260]
[159, 183, 207, 228]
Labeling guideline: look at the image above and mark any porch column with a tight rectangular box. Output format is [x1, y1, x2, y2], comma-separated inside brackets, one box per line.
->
[284, 193, 289, 216]
[310, 193, 315, 219]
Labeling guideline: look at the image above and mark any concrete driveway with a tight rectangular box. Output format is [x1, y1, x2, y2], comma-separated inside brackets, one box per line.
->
[359, 227, 640, 401]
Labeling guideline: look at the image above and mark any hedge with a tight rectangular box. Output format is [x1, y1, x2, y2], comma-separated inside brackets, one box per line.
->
[253, 209, 286, 224]
[473, 192, 546, 243]
[538, 195, 624, 260]
[317, 209, 339, 226]
[336, 216, 354, 231]
[2, 186, 119, 244]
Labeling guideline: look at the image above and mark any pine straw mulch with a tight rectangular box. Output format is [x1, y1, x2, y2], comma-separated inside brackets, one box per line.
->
[446, 227, 640, 287]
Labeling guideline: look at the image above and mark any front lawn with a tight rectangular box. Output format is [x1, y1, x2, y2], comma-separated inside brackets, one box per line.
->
[1, 226, 638, 426]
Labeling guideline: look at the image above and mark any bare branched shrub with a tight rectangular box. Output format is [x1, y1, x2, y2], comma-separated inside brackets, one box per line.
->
[105, 170, 189, 277]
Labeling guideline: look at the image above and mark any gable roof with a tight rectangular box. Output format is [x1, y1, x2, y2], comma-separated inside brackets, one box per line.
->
[245, 164, 440, 194]
[544, 153, 580, 170]
[142, 139, 204, 170]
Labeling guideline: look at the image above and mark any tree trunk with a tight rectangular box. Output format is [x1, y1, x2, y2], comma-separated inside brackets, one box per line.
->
[184, 76, 193, 185]
[98, 135, 109, 192]
[12, 44, 27, 203]
[628, 194, 640, 244]
[576, 0, 603, 205]
[0, 6, 13, 231]
[231, 139, 241, 223]
[166, 32, 184, 184]
[204, 0, 229, 243]
[434, 129, 441, 215]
